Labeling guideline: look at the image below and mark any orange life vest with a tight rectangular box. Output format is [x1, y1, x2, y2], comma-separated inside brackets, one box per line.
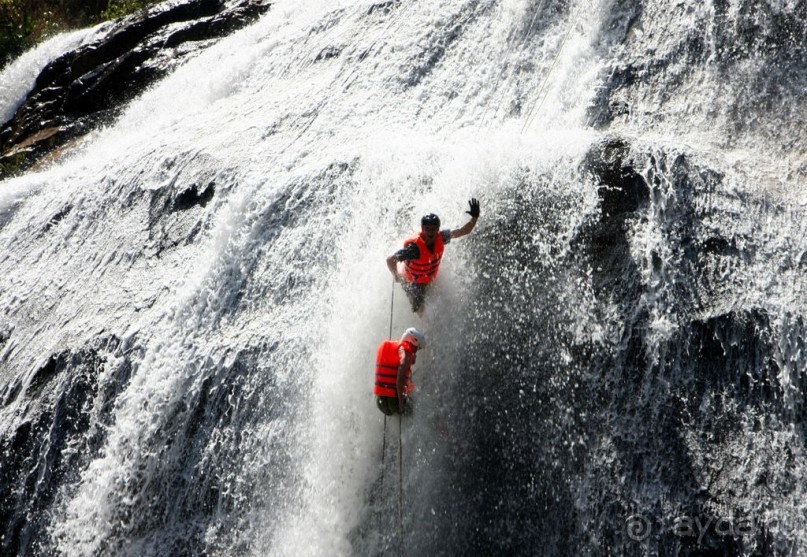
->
[373, 340, 416, 397]
[402, 233, 444, 284]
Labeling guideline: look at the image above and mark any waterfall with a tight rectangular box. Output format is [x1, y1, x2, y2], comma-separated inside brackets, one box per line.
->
[0, 26, 102, 125]
[0, 0, 804, 555]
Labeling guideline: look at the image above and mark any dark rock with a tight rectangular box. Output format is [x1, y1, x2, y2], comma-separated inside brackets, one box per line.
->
[26, 354, 61, 399]
[689, 309, 779, 397]
[173, 181, 215, 211]
[367, 1, 401, 16]
[1, 381, 22, 407]
[42, 204, 73, 233]
[314, 46, 342, 62]
[576, 137, 649, 309]
[0, 335, 129, 557]
[585, 137, 650, 217]
[0, 0, 272, 180]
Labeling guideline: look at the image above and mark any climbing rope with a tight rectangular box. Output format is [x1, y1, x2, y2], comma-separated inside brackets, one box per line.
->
[392, 277, 406, 556]
[389, 276, 395, 339]
[380, 276, 396, 499]
[398, 414, 404, 557]
[483, 0, 549, 131]
[378, 276, 405, 556]
[520, 1, 584, 134]
[380, 415, 387, 491]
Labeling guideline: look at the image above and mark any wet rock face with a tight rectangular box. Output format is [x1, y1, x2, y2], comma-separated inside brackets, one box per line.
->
[587, 0, 805, 151]
[0, 0, 271, 180]
[579, 137, 649, 308]
[0, 336, 130, 557]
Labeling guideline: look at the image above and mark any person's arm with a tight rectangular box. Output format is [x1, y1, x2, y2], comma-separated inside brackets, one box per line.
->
[386, 254, 401, 281]
[397, 351, 413, 412]
[386, 243, 419, 281]
[450, 198, 480, 240]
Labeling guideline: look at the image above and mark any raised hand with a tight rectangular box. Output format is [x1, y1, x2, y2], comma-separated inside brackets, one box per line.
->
[466, 198, 480, 218]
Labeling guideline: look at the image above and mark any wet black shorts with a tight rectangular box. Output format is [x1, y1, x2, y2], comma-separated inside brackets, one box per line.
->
[376, 396, 400, 416]
[376, 396, 411, 416]
[402, 281, 430, 313]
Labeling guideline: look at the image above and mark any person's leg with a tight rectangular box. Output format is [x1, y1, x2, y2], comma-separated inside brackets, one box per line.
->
[403, 282, 428, 314]
[401, 395, 413, 416]
[412, 282, 430, 316]
[401, 282, 418, 313]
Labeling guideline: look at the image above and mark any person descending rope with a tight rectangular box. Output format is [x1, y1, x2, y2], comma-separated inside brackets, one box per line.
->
[386, 198, 480, 314]
[374, 328, 425, 415]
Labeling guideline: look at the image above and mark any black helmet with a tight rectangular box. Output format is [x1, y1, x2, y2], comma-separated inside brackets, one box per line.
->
[421, 213, 440, 227]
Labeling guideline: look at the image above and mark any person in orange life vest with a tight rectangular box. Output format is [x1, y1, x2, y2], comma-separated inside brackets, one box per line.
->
[386, 198, 480, 314]
[374, 328, 425, 416]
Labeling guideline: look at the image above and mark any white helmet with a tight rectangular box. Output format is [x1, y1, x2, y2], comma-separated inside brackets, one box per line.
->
[401, 327, 425, 348]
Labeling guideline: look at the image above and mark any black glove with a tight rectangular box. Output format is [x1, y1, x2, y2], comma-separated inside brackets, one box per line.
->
[466, 198, 480, 218]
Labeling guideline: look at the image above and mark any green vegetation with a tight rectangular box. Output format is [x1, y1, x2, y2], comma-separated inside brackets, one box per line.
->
[0, 0, 156, 69]
[99, 0, 152, 20]
[0, 151, 29, 177]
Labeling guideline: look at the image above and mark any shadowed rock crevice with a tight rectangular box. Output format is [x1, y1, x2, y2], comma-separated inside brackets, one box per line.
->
[173, 181, 216, 211]
[578, 137, 649, 310]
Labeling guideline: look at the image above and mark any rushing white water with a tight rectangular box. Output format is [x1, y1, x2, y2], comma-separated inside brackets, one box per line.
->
[0, 0, 804, 555]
